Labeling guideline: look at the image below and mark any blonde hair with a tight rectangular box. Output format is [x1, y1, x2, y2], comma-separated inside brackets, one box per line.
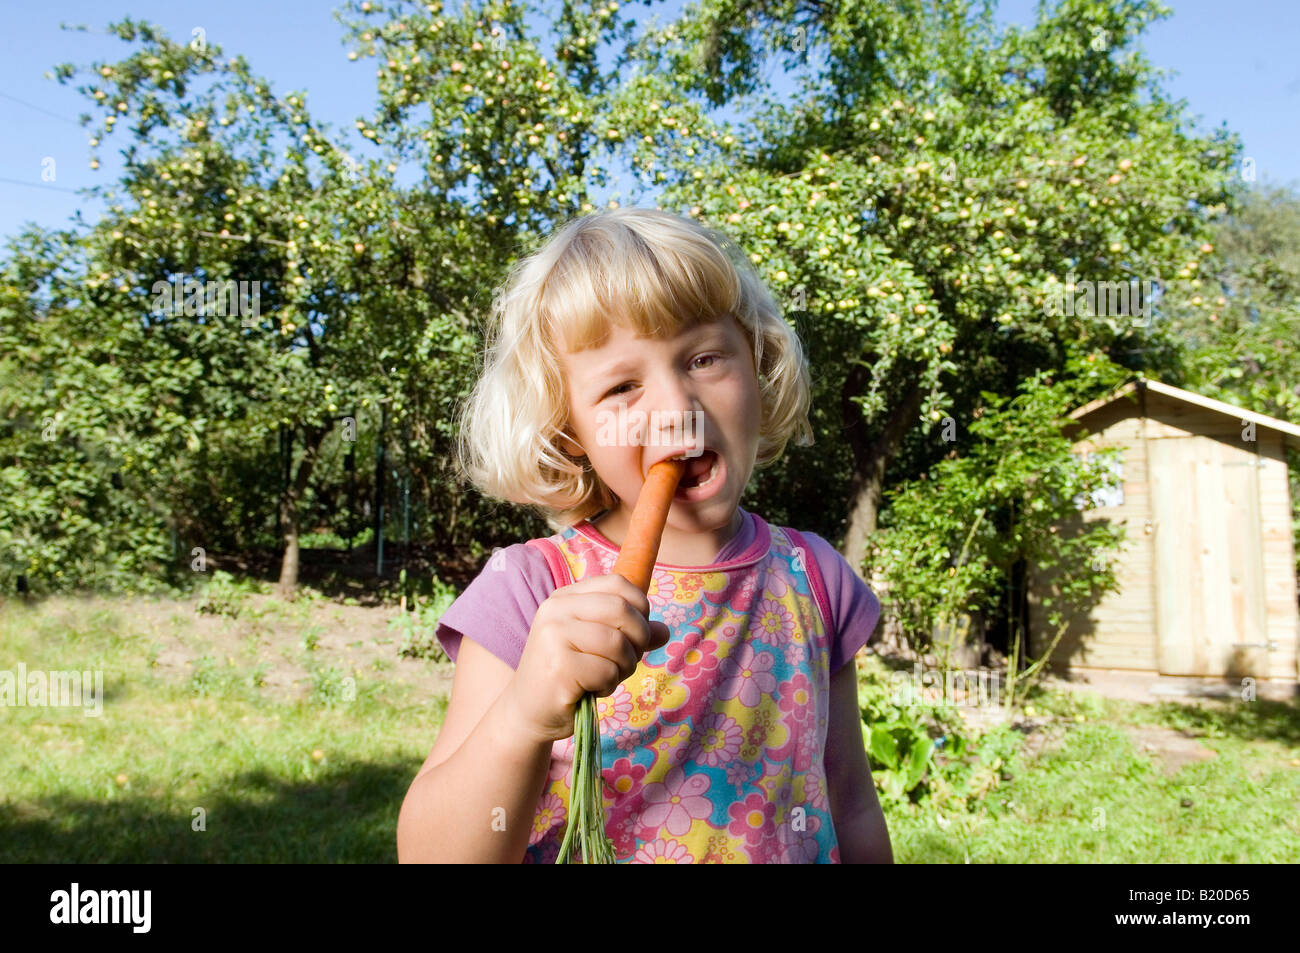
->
[456, 206, 813, 528]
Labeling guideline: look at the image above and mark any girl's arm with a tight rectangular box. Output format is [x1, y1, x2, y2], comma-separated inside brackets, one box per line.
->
[396, 637, 554, 863]
[824, 657, 894, 863]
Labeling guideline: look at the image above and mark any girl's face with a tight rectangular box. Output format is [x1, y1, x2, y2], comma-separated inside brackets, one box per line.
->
[559, 314, 761, 539]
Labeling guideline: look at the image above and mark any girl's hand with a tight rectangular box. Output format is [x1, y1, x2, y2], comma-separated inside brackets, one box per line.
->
[504, 573, 671, 745]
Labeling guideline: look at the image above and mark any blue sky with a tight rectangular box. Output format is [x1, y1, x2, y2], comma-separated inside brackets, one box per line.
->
[1, 0, 1297, 244]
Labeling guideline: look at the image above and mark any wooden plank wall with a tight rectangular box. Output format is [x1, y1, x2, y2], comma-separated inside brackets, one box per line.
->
[1031, 390, 1299, 682]
[1149, 434, 1267, 677]
[1259, 435, 1300, 681]
[1144, 393, 1299, 682]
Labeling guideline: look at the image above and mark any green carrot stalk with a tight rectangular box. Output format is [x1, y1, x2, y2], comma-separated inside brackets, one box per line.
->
[556, 694, 616, 863]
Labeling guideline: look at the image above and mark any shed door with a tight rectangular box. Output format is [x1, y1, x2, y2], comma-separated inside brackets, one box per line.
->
[1149, 436, 1268, 676]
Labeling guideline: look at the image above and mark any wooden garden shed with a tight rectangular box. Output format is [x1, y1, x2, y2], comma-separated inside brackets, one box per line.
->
[1027, 375, 1300, 689]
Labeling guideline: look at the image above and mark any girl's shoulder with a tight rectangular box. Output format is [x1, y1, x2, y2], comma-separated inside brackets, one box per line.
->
[467, 540, 559, 593]
[766, 521, 882, 665]
[434, 541, 557, 667]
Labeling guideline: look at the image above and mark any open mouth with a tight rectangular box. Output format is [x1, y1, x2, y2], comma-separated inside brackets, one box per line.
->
[675, 449, 719, 488]
[665, 448, 722, 498]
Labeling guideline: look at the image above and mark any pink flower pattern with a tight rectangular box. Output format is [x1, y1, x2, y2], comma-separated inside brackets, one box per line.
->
[596, 683, 633, 734]
[795, 729, 820, 771]
[727, 792, 777, 847]
[725, 759, 756, 790]
[661, 603, 688, 629]
[777, 672, 815, 726]
[612, 726, 649, 753]
[666, 630, 719, 682]
[689, 712, 743, 766]
[647, 570, 676, 609]
[729, 573, 759, 613]
[775, 813, 822, 863]
[611, 811, 641, 858]
[530, 793, 565, 846]
[760, 562, 790, 598]
[697, 598, 724, 622]
[634, 838, 694, 864]
[606, 756, 648, 798]
[803, 764, 828, 811]
[639, 765, 713, 837]
[716, 642, 778, 707]
[675, 572, 706, 601]
[750, 598, 796, 646]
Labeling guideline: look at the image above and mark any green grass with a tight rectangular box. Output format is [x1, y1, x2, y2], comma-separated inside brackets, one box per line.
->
[0, 594, 439, 863]
[2, 593, 1297, 862]
[880, 684, 1300, 863]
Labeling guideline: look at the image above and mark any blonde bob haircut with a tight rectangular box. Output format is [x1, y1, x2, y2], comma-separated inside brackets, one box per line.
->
[456, 206, 813, 528]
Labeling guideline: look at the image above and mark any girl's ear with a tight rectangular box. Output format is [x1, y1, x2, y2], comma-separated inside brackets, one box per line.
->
[558, 429, 586, 458]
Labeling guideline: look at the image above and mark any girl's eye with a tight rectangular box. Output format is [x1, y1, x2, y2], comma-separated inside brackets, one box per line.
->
[691, 353, 720, 370]
[603, 356, 728, 400]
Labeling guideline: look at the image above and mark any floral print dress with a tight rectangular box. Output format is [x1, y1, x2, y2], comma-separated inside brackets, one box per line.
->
[521, 514, 841, 864]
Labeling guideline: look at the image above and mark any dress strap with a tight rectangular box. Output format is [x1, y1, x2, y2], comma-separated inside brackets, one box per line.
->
[525, 536, 572, 589]
[784, 528, 832, 637]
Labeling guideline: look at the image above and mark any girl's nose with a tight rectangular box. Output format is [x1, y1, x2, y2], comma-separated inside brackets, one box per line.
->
[647, 375, 703, 447]
[650, 373, 696, 413]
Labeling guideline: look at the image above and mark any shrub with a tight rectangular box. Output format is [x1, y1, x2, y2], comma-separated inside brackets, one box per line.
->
[390, 571, 457, 661]
[858, 663, 971, 806]
[195, 570, 266, 618]
[864, 360, 1129, 705]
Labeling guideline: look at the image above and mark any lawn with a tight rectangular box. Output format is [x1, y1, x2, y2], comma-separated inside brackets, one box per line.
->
[2, 591, 1297, 862]
[0, 589, 446, 863]
[862, 654, 1300, 863]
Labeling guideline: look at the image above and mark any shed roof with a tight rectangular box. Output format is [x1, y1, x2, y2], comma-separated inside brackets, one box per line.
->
[1068, 374, 1300, 452]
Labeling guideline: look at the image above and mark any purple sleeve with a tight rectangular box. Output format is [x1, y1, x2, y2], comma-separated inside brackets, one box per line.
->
[435, 542, 558, 669]
[802, 532, 882, 674]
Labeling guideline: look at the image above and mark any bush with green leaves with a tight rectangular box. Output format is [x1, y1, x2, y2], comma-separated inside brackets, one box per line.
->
[188, 655, 239, 697]
[309, 665, 357, 707]
[389, 571, 457, 661]
[864, 356, 1130, 678]
[3, 0, 1293, 604]
[194, 569, 267, 618]
[858, 662, 971, 806]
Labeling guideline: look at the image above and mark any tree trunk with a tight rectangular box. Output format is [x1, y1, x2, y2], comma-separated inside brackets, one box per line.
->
[840, 361, 927, 579]
[278, 423, 328, 597]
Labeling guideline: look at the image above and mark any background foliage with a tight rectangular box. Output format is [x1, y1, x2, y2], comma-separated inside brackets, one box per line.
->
[1, 0, 1296, 664]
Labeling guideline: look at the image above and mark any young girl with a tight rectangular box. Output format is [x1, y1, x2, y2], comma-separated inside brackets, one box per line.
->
[396, 207, 893, 864]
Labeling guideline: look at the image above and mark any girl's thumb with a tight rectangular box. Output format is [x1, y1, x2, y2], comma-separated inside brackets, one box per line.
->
[648, 621, 671, 648]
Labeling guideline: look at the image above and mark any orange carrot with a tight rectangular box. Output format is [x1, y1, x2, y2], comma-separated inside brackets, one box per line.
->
[612, 459, 685, 592]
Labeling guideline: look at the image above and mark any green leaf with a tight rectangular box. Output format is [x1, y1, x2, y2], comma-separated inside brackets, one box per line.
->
[869, 724, 900, 769]
[902, 735, 932, 791]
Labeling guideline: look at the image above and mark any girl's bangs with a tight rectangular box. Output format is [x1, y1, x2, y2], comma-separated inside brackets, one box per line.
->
[539, 219, 740, 353]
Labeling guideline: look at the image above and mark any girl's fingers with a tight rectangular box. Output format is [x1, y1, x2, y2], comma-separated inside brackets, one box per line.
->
[647, 620, 671, 650]
[570, 646, 629, 698]
[561, 573, 651, 618]
[557, 590, 657, 654]
[570, 620, 640, 683]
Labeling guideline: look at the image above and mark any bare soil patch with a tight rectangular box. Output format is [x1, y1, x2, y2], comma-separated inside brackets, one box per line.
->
[1118, 723, 1220, 776]
[44, 592, 455, 705]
